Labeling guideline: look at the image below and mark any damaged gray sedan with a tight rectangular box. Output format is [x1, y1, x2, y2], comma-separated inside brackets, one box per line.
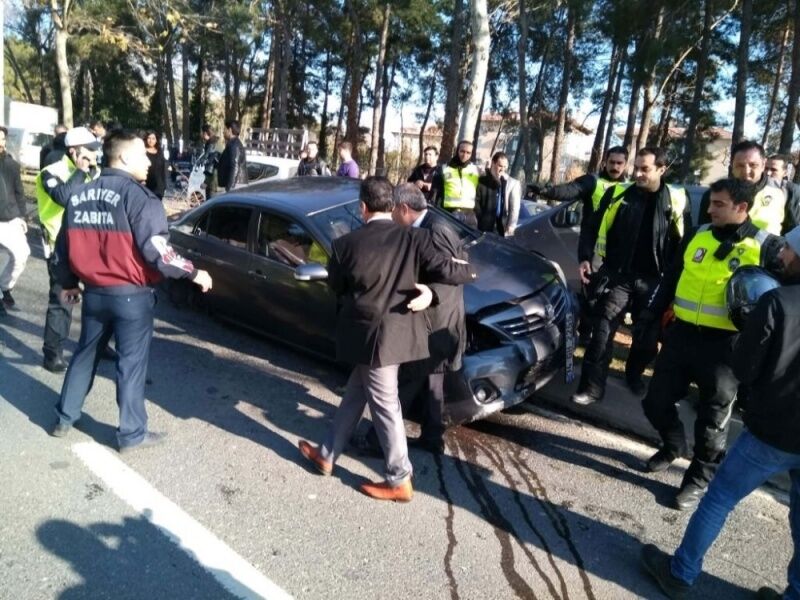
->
[169, 178, 577, 425]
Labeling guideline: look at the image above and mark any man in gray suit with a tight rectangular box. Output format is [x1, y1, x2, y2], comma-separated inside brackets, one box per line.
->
[298, 177, 476, 502]
[473, 151, 521, 237]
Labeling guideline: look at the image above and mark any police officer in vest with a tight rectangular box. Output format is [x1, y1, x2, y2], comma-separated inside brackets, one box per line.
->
[436, 140, 481, 228]
[698, 140, 786, 235]
[639, 178, 784, 511]
[36, 127, 102, 372]
[572, 147, 689, 405]
[528, 145, 629, 344]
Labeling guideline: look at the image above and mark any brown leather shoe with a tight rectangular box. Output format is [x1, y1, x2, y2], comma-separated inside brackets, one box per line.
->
[298, 440, 332, 476]
[359, 479, 413, 502]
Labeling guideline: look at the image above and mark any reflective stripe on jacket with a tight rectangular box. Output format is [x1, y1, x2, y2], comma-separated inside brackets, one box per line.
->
[673, 224, 770, 331]
[442, 163, 480, 210]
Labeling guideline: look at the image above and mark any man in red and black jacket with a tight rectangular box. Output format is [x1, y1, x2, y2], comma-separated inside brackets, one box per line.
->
[50, 130, 213, 453]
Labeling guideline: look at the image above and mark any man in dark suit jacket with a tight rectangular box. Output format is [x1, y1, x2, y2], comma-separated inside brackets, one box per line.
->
[392, 183, 466, 453]
[299, 177, 476, 502]
[217, 119, 248, 192]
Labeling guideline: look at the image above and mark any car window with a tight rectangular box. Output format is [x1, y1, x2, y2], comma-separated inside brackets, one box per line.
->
[247, 163, 280, 181]
[204, 206, 251, 249]
[257, 213, 325, 267]
[551, 200, 582, 228]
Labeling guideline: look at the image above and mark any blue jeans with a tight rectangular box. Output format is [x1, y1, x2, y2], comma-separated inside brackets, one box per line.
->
[671, 429, 800, 599]
[56, 289, 155, 447]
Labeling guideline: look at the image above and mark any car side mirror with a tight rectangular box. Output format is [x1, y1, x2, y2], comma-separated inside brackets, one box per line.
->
[294, 262, 328, 281]
[567, 210, 581, 226]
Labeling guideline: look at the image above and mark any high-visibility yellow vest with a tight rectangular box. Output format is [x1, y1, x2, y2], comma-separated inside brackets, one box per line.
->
[748, 183, 786, 235]
[442, 163, 480, 210]
[35, 155, 77, 249]
[590, 176, 619, 212]
[673, 224, 770, 331]
[595, 184, 687, 257]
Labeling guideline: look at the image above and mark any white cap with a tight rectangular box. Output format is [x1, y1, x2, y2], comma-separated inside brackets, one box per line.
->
[785, 226, 800, 256]
[64, 126, 101, 150]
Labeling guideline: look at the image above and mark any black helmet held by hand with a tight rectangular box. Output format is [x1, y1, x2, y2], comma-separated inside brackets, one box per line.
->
[726, 266, 781, 331]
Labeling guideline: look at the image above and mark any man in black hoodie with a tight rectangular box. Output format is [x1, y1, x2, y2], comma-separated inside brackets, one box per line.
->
[641, 224, 800, 600]
[41, 128, 68, 169]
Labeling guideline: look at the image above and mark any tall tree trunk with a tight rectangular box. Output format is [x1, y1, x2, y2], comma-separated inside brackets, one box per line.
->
[166, 45, 180, 145]
[344, 5, 363, 149]
[516, 0, 530, 181]
[762, 22, 791, 146]
[418, 69, 437, 164]
[369, 4, 391, 176]
[192, 53, 205, 136]
[458, 0, 490, 143]
[53, 22, 73, 127]
[441, 0, 465, 160]
[6, 44, 35, 103]
[732, 0, 753, 145]
[157, 55, 172, 145]
[603, 46, 626, 158]
[589, 42, 621, 172]
[779, 0, 800, 154]
[181, 43, 190, 141]
[655, 76, 678, 148]
[377, 61, 395, 172]
[318, 50, 332, 161]
[333, 66, 350, 158]
[681, 0, 714, 180]
[471, 75, 488, 159]
[550, 5, 576, 184]
[636, 6, 666, 153]
[260, 40, 276, 129]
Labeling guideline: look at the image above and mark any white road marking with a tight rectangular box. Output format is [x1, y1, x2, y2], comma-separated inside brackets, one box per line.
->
[71, 441, 293, 600]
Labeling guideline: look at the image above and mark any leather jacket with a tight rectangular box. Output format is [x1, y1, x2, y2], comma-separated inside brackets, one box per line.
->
[217, 137, 248, 191]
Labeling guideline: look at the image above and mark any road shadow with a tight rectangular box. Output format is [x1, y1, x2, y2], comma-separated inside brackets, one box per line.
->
[36, 515, 242, 600]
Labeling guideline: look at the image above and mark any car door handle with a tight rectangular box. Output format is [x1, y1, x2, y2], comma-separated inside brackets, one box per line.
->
[248, 270, 268, 280]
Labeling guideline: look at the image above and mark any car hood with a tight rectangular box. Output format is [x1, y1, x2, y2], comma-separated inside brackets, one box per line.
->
[463, 235, 560, 310]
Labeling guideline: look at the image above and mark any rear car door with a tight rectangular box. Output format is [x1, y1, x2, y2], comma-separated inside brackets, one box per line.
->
[247, 211, 337, 357]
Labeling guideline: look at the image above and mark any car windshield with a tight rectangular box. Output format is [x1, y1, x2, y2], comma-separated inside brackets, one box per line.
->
[310, 200, 482, 245]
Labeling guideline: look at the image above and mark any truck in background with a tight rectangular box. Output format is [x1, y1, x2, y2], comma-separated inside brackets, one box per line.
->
[3, 98, 59, 172]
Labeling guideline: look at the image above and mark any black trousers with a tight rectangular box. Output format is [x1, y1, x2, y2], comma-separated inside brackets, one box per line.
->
[642, 320, 739, 489]
[578, 276, 660, 398]
[43, 255, 73, 359]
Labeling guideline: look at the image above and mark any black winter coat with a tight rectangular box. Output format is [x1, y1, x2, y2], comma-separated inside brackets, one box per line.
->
[0, 152, 25, 221]
[578, 182, 688, 277]
[217, 137, 248, 191]
[328, 218, 476, 367]
[733, 284, 800, 454]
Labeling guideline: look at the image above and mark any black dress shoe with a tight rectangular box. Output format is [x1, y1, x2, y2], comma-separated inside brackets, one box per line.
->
[349, 433, 383, 458]
[50, 422, 72, 438]
[119, 431, 167, 454]
[571, 391, 600, 406]
[626, 377, 647, 395]
[755, 586, 784, 600]
[674, 483, 706, 511]
[408, 437, 445, 455]
[43, 355, 68, 373]
[100, 345, 118, 361]
[640, 544, 691, 599]
[646, 447, 680, 473]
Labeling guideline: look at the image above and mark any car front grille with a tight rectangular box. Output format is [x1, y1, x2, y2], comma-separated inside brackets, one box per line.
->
[496, 284, 568, 339]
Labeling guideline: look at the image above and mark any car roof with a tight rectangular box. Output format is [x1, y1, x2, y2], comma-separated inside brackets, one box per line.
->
[213, 176, 362, 217]
[245, 154, 302, 168]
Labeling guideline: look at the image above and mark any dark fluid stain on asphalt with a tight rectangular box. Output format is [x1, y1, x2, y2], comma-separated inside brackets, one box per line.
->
[433, 448, 461, 600]
[49, 461, 70, 470]
[442, 426, 597, 600]
[207, 386, 219, 395]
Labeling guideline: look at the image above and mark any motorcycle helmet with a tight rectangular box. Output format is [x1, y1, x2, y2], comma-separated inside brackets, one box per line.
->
[725, 265, 781, 331]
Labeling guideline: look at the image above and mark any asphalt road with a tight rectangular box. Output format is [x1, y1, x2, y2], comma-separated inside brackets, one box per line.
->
[0, 237, 793, 600]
